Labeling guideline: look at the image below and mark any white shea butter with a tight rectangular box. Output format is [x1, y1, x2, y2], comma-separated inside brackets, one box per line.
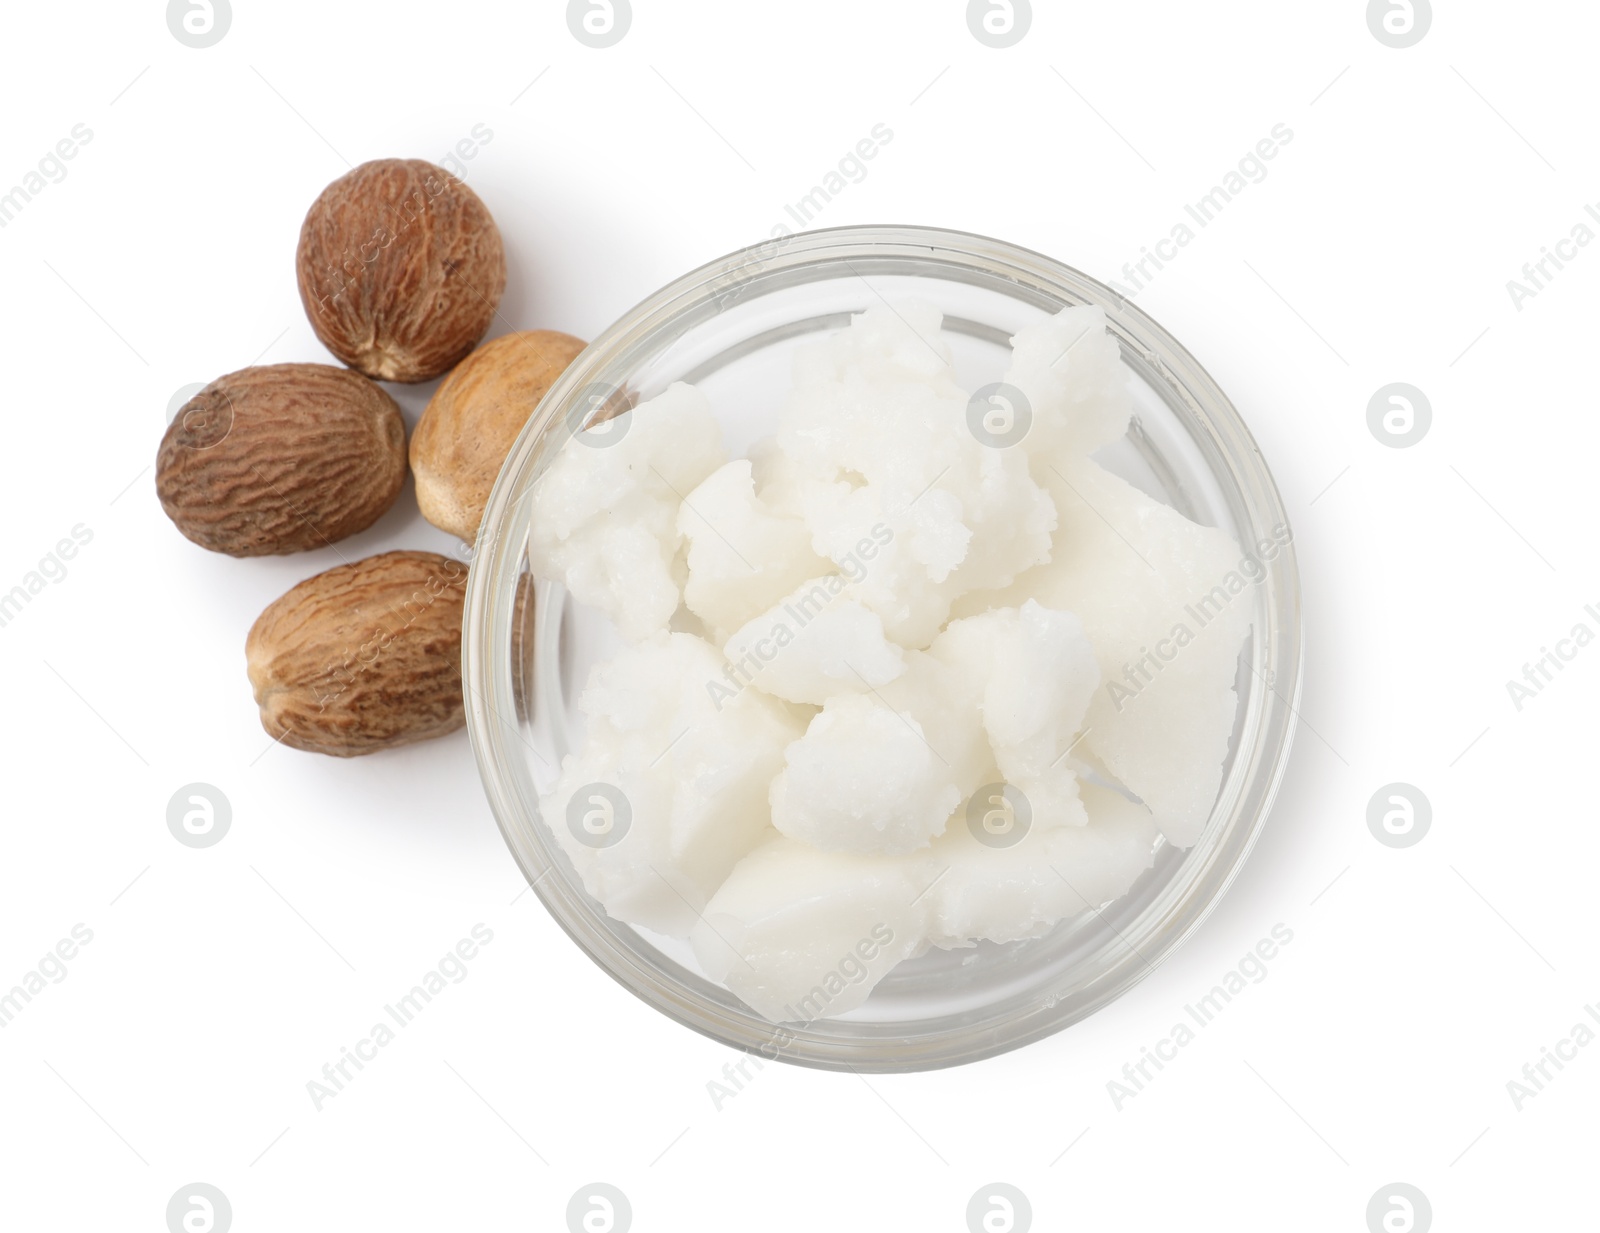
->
[925, 782, 1159, 948]
[528, 301, 1253, 1021]
[678, 459, 829, 640]
[722, 575, 904, 707]
[770, 693, 958, 855]
[691, 837, 930, 1022]
[528, 383, 726, 641]
[540, 632, 802, 938]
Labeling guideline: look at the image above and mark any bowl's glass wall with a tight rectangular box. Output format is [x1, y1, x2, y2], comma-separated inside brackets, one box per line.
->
[465, 226, 1302, 1071]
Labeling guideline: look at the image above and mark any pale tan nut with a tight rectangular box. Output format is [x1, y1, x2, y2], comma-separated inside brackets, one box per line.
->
[246, 551, 469, 757]
[156, 363, 406, 557]
[410, 330, 587, 541]
[295, 159, 507, 383]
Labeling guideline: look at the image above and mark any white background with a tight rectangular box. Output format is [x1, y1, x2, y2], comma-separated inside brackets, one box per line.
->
[0, 1, 1593, 1229]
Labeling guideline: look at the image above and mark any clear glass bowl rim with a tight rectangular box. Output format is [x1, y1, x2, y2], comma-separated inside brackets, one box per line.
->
[462, 223, 1304, 1073]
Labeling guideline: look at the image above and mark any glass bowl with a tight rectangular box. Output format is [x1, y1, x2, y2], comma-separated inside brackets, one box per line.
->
[462, 224, 1302, 1072]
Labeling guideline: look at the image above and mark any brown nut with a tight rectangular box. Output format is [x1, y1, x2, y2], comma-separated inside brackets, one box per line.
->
[246, 551, 469, 757]
[410, 330, 587, 541]
[156, 363, 406, 557]
[295, 159, 507, 383]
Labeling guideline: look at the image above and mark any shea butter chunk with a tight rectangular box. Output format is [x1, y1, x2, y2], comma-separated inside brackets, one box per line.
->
[540, 632, 802, 936]
[678, 459, 829, 639]
[691, 837, 930, 1022]
[528, 383, 726, 641]
[771, 694, 958, 855]
[767, 304, 1056, 645]
[1002, 305, 1133, 458]
[931, 601, 1100, 828]
[981, 455, 1251, 847]
[925, 783, 1159, 947]
[723, 576, 905, 707]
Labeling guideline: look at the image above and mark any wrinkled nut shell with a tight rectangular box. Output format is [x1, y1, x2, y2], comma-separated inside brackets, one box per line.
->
[246, 551, 469, 757]
[296, 159, 507, 383]
[410, 330, 588, 541]
[156, 363, 406, 557]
